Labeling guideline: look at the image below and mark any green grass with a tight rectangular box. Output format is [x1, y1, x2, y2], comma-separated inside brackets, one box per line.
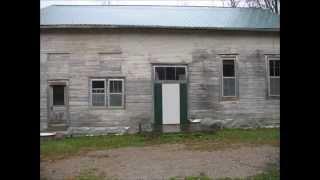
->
[41, 128, 279, 161]
[73, 168, 108, 180]
[170, 167, 279, 180]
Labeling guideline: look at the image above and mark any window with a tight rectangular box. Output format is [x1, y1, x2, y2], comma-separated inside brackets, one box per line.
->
[52, 85, 65, 105]
[154, 66, 187, 81]
[268, 58, 280, 96]
[222, 59, 237, 97]
[108, 79, 124, 107]
[91, 79, 106, 106]
[90, 78, 124, 108]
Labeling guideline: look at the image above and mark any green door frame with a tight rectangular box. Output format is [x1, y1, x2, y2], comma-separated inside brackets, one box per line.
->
[154, 82, 188, 125]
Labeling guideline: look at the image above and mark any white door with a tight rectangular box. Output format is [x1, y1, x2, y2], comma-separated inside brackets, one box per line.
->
[162, 83, 180, 124]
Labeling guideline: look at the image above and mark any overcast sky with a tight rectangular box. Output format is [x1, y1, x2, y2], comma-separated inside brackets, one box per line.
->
[40, 0, 250, 9]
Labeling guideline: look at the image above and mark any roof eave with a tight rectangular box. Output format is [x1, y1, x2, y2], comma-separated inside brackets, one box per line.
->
[40, 25, 279, 32]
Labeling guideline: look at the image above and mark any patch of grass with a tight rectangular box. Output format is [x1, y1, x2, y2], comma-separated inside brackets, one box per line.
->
[40, 134, 146, 160]
[184, 128, 279, 151]
[41, 128, 279, 160]
[247, 168, 279, 180]
[74, 168, 106, 180]
[216, 167, 279, 180]
[215, 162, 279, 180]
[170, 168, 279, 180]
[170, 176, 212, 180]
[170, 172, 212, 180]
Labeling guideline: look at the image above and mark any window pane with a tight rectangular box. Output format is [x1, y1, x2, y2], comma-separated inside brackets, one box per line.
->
[223, 78, 236, 96]
[92, 94, 105, 106]
[165, 67, 175, 80]
[176, 67, 186, 80]
[92, 89, 104, 93]
[270, 78, 280, 95]
[275, 60, 280, 76]
[223, 60, 235, 77]
[110, 94, 122, 107]
[92, 81, 105, 89]
[155, 67, 165, 80]
[53, 85, 65, 105]
[269, 60, 275, 76]
[110, 80, 122, 93]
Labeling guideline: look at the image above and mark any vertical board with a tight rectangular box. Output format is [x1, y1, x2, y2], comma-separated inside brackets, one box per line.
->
[154, 83, 162, 125]
[162, 84, 180, 124]
[180, 83, 188, 124]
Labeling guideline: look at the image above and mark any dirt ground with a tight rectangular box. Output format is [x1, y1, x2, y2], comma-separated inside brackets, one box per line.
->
[40, 144, 279, 180]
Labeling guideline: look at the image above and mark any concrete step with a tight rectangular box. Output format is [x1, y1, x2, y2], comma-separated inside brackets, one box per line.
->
[40, 131, 69, 141]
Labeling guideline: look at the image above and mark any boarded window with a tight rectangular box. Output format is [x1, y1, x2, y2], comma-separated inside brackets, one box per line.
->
[91, 79, 106, 106]
[109, 79, 124, 107]
[222, 59, 236, 97]
[53, 85, 65, 105]
[268, 59, 280, 96]
[223, 78, 236, 96]
[154, 66, 186, 80]
[270, 78, 280, 95]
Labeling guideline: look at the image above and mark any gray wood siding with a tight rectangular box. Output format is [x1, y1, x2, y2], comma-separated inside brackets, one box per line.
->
[40, 29, 279, 132]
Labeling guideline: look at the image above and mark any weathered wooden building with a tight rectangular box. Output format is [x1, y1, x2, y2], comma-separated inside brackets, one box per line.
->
[40, 5, 280, 134]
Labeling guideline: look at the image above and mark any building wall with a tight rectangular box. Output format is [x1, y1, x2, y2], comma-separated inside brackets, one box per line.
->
[40, 29, 280, 133]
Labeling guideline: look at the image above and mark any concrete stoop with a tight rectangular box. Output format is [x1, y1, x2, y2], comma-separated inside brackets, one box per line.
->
[40, 130, 70, 141]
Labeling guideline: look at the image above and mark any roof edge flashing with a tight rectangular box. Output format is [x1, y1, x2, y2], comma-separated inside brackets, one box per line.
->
[40, 25, 279, 32]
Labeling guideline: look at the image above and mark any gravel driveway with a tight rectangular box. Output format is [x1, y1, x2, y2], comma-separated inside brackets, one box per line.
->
[40, 144, 279, 180]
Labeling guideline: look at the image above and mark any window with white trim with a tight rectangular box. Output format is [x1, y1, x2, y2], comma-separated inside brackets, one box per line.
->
[267, 58, 280, 96]
[91, 79, 106, 106]
[222, 59, 237, 97]
[108, 79, 124, 107]
[90, 78, 124, 108]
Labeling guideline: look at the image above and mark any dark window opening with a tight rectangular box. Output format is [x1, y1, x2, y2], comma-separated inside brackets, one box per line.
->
[91, 80, 106, 106]
[269, 59, 280, 96]
[223, 60, 235, 77]
[166, 67, 175, 80]
[155, 67, 165, 80]
[109, 80, 123, 107]
[92, 81, 105, 89]
[222, 59, 236, 97]
[176, 67, 186, 80]
[269, 60, 280, 76]
[53, 85, 65, 105]
[154, 66, 186, 81]
[110, 80, 122, 93]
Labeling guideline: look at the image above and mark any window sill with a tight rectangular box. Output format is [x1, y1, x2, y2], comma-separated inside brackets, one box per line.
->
[108, 107, 125, 110]
[267, 96, 280, 100]
[89, 106, 125, 110]
[220, 97, 239, 102]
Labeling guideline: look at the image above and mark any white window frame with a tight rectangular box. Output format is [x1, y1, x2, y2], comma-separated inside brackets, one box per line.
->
[267, 57, 280, 97]
[90, 79, 107, 107]
[108, 79, 124, 108]
[153, 65, 188, 81]
[221, 57, 237, 98]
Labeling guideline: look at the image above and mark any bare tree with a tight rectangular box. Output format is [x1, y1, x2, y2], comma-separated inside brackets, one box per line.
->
[245, 0, 280, 14]
[229, 0, 241, 7]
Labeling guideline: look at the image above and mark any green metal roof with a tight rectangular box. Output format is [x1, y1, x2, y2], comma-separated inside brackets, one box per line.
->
[40, 5, 279, 31]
